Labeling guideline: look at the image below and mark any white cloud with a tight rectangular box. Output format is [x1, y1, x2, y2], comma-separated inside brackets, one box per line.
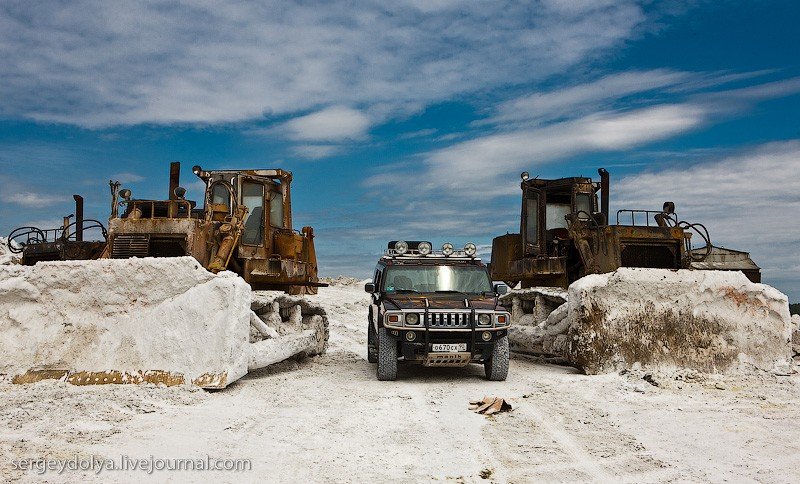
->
[282, 107, 371, 142]
[19, 218, 64, 230]
[291, 144, 343, 159]
[109, 172, 145, 183]
[424, 103, 707, 190]
[613, 140, 800, 295]
[397, 128, 438, 140]
[487, 69, 693, 126]
[0, 191, 64, 208]
[0, 1, 649, 128]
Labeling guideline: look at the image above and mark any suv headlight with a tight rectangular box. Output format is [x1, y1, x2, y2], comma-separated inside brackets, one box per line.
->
[405, 313, 420, 325]
[477, 313, 492, 326]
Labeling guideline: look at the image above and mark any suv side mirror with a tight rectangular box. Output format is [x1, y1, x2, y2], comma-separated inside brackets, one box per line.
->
[494, 283, 508, 295]
[364, 282, 376, 293]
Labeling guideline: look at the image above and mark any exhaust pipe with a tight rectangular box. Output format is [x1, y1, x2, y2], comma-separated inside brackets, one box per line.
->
[169, 161, 181, 200]
[73, 195, 84, 242]
[598, 168, 609, 225]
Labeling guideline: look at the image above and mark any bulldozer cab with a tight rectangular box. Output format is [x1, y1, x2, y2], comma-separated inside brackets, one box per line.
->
[198, 167, 291, 259]
[521, 176, 598, 258]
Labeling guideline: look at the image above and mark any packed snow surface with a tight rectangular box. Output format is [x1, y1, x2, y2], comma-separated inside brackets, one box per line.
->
[1, 279, 799, 482]
[0, 257, 252, 387]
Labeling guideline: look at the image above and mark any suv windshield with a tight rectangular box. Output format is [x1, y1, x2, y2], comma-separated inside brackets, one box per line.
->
[383, 265, 492, 294]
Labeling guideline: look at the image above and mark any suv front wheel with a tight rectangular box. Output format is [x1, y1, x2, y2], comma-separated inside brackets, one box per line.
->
[377, 327, 398, 381]
[484, 336, 509, 381]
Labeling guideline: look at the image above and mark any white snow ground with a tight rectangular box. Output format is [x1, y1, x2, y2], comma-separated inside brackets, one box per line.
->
[0, 237, 20, 265]
[2, 278, 800, 482]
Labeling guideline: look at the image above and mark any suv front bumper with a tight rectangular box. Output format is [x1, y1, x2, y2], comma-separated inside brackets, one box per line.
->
[385, 328, 509, 365]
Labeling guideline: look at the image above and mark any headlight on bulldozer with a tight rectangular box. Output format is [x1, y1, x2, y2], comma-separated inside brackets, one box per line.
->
[477, 313, 492, 326]
[405, 313, 420, 325]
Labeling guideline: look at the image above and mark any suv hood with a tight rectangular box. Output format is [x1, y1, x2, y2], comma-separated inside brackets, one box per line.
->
[382, 294, 500, 311]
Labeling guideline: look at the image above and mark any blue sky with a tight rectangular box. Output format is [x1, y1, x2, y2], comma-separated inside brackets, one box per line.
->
[0, 1, 798, 299]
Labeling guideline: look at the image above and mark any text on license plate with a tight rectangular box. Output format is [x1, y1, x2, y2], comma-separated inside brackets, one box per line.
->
[431, 343, 467, 353]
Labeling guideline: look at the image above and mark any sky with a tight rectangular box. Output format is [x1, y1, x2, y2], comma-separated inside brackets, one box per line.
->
[0, 0, 798, 300]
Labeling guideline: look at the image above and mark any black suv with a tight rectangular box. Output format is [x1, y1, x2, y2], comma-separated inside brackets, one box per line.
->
[366, 240, 511, 381]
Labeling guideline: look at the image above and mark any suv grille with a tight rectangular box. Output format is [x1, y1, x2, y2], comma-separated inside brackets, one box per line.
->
[427, 312, 471, 328]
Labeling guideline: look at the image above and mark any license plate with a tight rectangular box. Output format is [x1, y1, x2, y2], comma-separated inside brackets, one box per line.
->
[431, 343, 467, 353]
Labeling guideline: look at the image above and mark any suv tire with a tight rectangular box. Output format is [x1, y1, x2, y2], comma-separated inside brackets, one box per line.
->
[484, 336, 509, 381]
[377, 327, 398, 381]
[367, 321, 378, 363]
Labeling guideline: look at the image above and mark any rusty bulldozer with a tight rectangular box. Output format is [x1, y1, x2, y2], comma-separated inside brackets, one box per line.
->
[0, 162, 329, 389]
[6, 195, 107, 265]
[490, 169, 792, 375]
[103, 162, 324, 294]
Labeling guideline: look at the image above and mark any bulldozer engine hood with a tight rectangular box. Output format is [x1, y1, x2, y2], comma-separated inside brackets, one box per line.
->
[382, 294, 500, 311]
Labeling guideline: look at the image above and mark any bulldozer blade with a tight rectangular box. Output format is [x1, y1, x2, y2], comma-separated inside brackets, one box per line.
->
[248, 329, 319, 370]
[0, 258, 253, 389]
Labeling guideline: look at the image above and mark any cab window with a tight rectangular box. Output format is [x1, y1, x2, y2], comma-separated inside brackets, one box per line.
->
[525, 193, 539, 245]
[241, 182, 264, 245]
[545, 192, 571, 230]
[269, 190, 284, 228]
[575, 193, 592, 220]
[211, 183, 231, 211]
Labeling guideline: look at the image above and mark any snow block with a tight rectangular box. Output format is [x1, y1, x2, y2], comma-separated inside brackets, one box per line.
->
[0, 257, 252, 388]
[566, 268, 792, 374]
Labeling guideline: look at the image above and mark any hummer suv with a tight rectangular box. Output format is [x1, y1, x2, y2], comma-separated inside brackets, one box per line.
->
[366, 240, 511, 381]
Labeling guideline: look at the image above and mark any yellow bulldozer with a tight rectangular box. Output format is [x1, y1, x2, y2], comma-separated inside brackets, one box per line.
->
[489, 168, 760, 288]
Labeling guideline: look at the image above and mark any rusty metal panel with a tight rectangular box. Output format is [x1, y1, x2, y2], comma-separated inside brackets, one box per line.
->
[489, 233, 522, 282]
[106, 218, 209, 265]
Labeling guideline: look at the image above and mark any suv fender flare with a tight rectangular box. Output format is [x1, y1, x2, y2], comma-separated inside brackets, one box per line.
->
[370, 303, 382, 331]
